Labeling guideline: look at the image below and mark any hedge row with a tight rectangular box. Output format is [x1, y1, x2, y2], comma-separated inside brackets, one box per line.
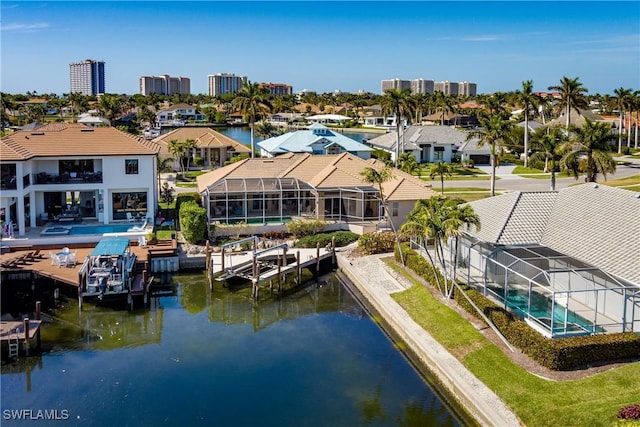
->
[294, 231, 358, 248]
[395, 243, 640, 371]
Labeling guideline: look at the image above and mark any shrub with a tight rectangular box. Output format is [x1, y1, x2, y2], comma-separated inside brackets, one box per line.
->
[193, 156, 204, 167]
[295, 231, 358, 248]
[175, 192, 201, 215]
[224, 153, 249, 166]
[358, 232, 396, 255]
[179, 201, 207, 244]
[262, 230, 288, 240]
[160, 182, 175, 204]
[394, 242, 640, 371]
[286, 219, 327, 238]
[618, 404, 640, 420]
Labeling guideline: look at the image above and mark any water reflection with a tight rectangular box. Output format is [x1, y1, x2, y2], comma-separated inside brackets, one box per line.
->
[2, 272, 462, 426]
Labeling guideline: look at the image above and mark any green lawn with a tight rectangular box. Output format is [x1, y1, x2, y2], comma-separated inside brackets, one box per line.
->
[602, 174, 640, 191]
[386, 261, 639, 427]
[417, 165, 491, 181]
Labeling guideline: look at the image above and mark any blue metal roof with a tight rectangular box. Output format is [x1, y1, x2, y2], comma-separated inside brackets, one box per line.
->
[90, 238, 130, 256]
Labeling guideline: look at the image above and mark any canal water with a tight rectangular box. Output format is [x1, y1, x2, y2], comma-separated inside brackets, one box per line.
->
[1, 272, 463, 426]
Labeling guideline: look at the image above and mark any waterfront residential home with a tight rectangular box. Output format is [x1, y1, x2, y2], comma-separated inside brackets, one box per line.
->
[155, 103, 206, 125]
[0, 123, 159, 236]
[257, 124, 373, 159]
[197, 152, 436, 232]
[365, 125, 467, 164]
[447, 185, 640, 338]
[153, 127, 251, 170]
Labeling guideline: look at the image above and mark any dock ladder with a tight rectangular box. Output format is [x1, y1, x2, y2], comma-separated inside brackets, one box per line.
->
[8, 328, 19, 358]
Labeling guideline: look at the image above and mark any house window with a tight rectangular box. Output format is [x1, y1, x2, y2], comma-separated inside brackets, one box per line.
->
[434, 146, 445, 161]
[125, 159, 139, 175]
[392, 202, 399, 217]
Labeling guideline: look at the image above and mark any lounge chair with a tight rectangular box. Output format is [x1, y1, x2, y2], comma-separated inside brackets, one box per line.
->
[128, 220, 148, 232]
[66, 251, 77, 267]
[138, 235, 147, 247]
[126, 212, 135, 223]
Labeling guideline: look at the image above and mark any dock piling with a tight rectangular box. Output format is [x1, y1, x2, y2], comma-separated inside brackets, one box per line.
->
[23, 318, 30, 356]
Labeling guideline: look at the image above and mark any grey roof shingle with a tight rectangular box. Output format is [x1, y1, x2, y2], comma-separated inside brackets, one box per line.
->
[467, 185, 640, 285]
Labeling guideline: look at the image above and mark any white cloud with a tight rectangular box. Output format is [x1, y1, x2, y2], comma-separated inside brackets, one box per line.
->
[1, 22, 49, 32]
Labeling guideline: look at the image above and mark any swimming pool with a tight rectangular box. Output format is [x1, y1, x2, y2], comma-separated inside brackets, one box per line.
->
[41, 223, 144, 236]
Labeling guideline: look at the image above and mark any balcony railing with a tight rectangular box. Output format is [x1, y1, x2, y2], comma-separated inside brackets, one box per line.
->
[33, 171, 103, 185]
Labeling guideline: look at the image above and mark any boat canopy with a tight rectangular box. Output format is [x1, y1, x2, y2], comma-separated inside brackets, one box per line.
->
[90, 238, 130, 257]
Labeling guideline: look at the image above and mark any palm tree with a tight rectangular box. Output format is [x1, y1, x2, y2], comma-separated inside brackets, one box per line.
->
[529, 126, 567, 190]
[360, 166, 404, 265]
[255, 119, 279, 141]
[515, 80, 539, 167]
[446, 201, 480, 288]
[613, 87, 633, 153]
[167, 139, 187, 178]
[396, 152, 420, 176]
[380, 88, 413, 167]
[66, 92, 86, 123]
[561, 119, 617, 183]
[232, 81, 272, 158]
[465, 114, 513, 196]
[182, 138, 198, 173]
[426, 161, 454, 194]
[547, 76, 588, 128]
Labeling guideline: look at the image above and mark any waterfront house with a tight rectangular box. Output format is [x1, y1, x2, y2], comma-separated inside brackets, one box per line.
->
[155, 103, 205, 125]
[0, 123, 159, 236]
[197, 152, 436, 232]
[152, 127, 251, 170]
[257, 124, 373, 160]
[446, 185, 640, 337]
[365, 125, 466, 164]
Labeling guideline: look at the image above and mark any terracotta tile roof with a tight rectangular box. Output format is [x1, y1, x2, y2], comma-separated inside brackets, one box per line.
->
[197, 152, 436, 201]
[1, 123, 159, 160]
[152, 127, 250, 158]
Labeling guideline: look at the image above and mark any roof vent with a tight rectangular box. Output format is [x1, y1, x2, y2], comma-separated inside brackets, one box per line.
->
[593, 184, 599, 189]
[30, 131, 44, 136]
[80, 128, 94, 132]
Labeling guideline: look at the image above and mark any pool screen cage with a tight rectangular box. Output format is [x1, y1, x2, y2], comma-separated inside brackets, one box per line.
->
[204, 178, 382, 225]
[446, 235, 640, 338]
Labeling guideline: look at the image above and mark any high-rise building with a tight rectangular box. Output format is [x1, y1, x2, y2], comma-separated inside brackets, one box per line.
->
[208, 73, 247, 96]
[140, 75, 191, 96]
[69, 59, 105, 95]
[381, 79, 411, 93]
[434, 81, 459, 96]
[410, 79, 435, 95]
[457, 81, 477, 97]
[259, 82, 293, 96]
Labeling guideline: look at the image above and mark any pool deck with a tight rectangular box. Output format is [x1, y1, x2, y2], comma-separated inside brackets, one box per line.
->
[0, 240, 166, 288]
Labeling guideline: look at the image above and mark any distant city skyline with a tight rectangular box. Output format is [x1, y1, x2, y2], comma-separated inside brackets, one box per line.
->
[1, 1, 638, 96]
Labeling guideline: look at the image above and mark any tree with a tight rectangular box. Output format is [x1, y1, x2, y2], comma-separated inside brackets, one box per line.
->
[168, 139, 187, 177]
[138, 105, 156, 127]
[465, 114, 513, 196]
[561, 119, 617, 183]
[426, 161, 454, 194]
[255, 119, 279, 140]
[380, 88, 413, 167]
[529, 126, 567, 190]
[160, 182, 175, 204]
[547, 76, 588, 128]
[182, 138, 198, 174]
[232, 81, 272, 158]
[97, 93, 125, 126]
[359, 166, 404, 264]
[515, 80, 539, 167]
[396, 152, 420, 175]
[613, 87, 633, 153]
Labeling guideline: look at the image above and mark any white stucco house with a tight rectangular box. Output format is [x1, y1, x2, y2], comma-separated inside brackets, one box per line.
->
[156, 103, 205, 124]
[0, 123, 160, 236]
[365, 125, 467, 164]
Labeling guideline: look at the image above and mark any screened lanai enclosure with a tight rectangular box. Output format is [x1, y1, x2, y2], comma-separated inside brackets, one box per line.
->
[203, 177, 382, 225]
[449, 235, 640, 338]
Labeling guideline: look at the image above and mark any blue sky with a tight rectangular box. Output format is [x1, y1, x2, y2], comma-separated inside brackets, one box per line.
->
[1, 1, 638, 96]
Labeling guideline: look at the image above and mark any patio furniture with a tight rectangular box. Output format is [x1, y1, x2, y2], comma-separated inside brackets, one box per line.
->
[126, 212, 135, 222]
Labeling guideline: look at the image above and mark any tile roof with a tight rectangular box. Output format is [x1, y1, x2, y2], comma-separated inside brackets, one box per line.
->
[197, 152, 436, 201]
[467, 185, 640, 285]
[152, 127, 251, 157]
[1, 123, 159, 161]
[257, 124, 372, 155]
[366, 125, 470, 150]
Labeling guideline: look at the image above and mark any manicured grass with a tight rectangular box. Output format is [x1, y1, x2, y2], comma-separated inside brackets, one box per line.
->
[155, 229, 174, 240]
[386, 260, 640, 427]
[441, 187, 495, 202]
[602, 174, 640, 189]
[175, 182, 198, 188]
[417, 166, 491, 181]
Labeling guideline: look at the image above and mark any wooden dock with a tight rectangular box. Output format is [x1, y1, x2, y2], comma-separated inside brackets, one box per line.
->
[206, 240, 336, 299]
[1, 318, 42, 358]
